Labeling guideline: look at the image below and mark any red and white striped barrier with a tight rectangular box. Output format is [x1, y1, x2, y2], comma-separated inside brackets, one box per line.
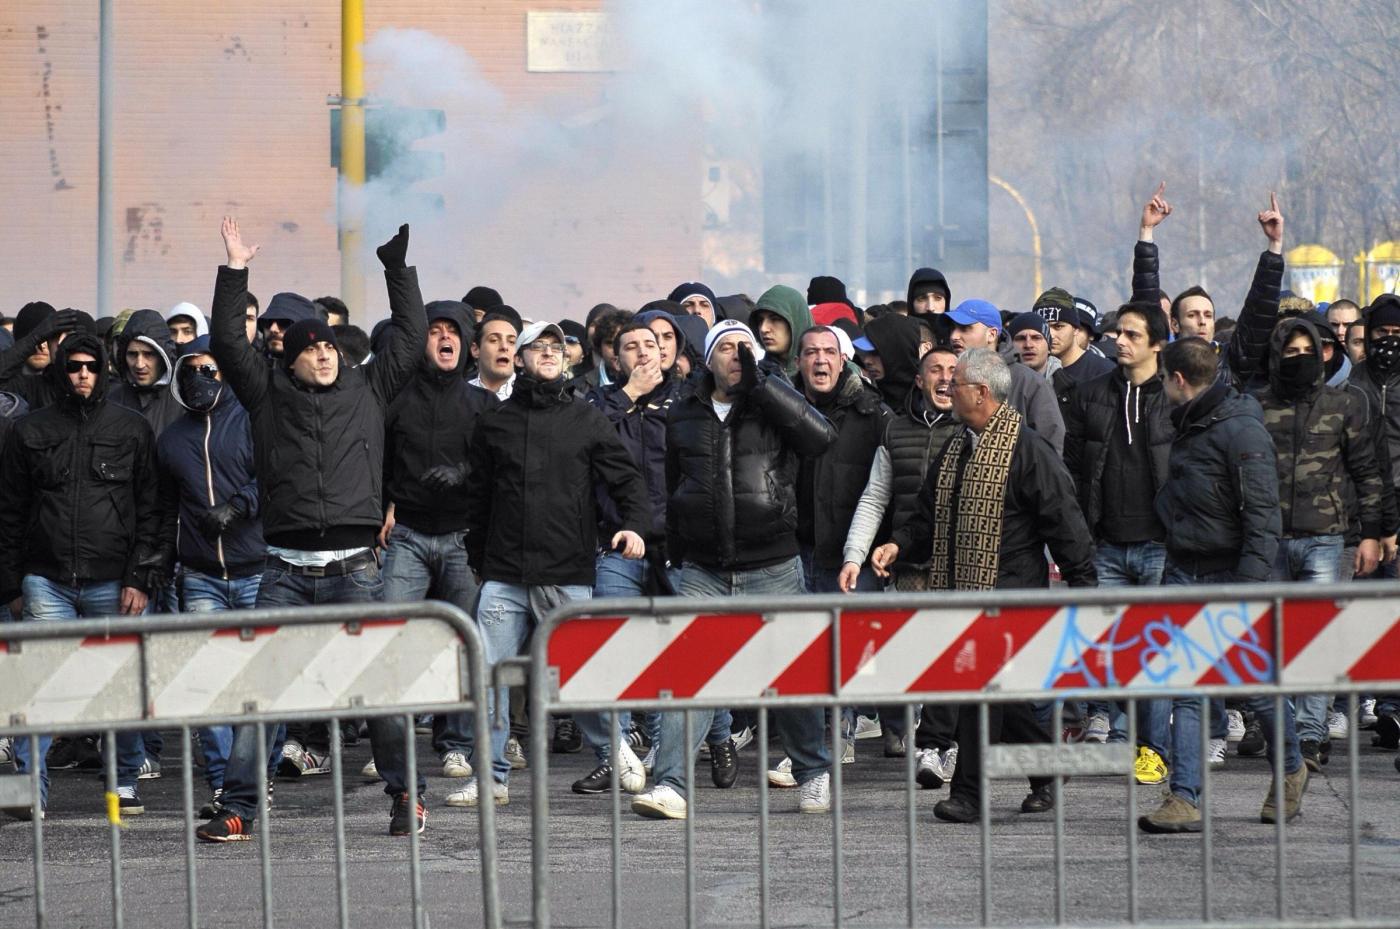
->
[1, 619, 465, 727]
[548, 599, 1400, 705]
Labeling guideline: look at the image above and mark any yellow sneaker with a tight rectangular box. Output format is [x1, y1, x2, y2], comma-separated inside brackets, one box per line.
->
[1134, 745, 1168, 786]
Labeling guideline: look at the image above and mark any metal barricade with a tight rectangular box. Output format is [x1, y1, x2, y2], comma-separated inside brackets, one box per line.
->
[0, 600, 500, 929]
[528, 581, 1400, 929]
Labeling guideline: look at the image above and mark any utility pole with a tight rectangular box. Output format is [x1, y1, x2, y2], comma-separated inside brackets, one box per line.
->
[97, 0, 114, 317]
[338, 0, 367, 317]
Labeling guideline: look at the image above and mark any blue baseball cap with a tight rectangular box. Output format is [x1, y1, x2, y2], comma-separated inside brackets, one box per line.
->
[947, 299, 1002, 331]
[852, 334, 877, 353]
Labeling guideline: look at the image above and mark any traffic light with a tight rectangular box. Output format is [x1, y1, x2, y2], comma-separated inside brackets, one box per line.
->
[331, 104, 446, 212]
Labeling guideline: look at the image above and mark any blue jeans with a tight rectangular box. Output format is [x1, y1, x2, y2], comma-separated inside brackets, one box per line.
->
[1092, 541, 1167, 745]
[179, 569, 262, 790]
[220, 559, 425, 820]
[12, 576, 146, 809]
[1273, 535, 1343, 742]
[381, 523, 479, 758]
[652, 557, 830, 791]
[477, 581, 592, 784]
[577, 552, 696, 762]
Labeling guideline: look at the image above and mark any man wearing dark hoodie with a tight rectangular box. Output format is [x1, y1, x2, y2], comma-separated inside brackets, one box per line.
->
[668, 282, 723, 327]
[255, 291, 321, 361]
[109, 308, 183, 437]
[380, 299, 496, 781]
[0, 304, 94, 411]
[198, 217, 429, 841]
[907, 267, 952, 343]
[852, 313, 925, 409]
[0, 332, 161, 819]
[156, 334, 266, 818]
[749, 284, 813, 381]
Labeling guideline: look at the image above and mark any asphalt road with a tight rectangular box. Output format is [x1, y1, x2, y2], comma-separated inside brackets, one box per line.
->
[2, 730, 1398, 929]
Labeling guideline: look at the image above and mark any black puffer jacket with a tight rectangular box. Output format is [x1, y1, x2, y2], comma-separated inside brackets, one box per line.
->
[107, 309, 182, 437]
[1063, 367, 1173, 542]
[797, 370, 891, 570]
[665, 371, 837, 570]
[210, 265, 426, 551]
[0, 334, 161, 601]
[1155, 382, 1280, 581]
[465, 374, 650, 586]
[883, 390, 959, 536]
[384, 302, 496, 535]
[0, 390, 29, 453]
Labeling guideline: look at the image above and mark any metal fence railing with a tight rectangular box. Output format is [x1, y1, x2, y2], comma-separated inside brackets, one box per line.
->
[527, 582, 1400, 929]
[0, 600, 499, 929]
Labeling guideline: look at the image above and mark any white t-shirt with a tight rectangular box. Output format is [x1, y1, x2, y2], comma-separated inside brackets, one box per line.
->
[712, 399, 733, 422]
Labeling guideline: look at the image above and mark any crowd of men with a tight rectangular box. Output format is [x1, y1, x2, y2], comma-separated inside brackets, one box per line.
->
[1, 187, 1398, 844]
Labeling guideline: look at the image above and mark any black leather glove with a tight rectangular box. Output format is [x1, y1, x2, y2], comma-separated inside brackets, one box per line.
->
[376, 224, 410, 270]
[145, 565, 171, 592]
[735, 341, 761, 395]
[193, 502, 239, 538]
[32, 308, 85, 344]
[421, 462, 468, 493]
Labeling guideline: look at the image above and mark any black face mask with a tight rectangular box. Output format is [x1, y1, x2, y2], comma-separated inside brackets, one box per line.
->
[1369, 335, 1400, 375]
[1277, 353, 1320, 395]
[178, 367, 222, 412]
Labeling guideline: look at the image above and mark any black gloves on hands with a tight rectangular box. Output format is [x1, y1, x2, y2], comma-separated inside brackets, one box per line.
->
[735, 341, 761, 395]
[421, 463, 468, 493]
[376, 224, 410, 270]
[193, 500, 243, 539]
[32, 309, 85, 345]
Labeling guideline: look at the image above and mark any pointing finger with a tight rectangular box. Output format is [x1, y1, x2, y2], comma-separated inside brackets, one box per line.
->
[1269, 191, 1279, 212]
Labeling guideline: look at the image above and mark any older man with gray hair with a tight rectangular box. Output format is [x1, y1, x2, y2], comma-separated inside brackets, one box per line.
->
[871, 348, 1096, 822]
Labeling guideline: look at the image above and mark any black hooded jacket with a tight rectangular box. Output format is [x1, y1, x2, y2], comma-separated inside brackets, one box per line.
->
[863, 314, 924, 408]
[210, 265, 426, 552]
[907, 267, 953, 344]
[384, 301, 496, 536]
[108, 308, 183, 437]
[0, 334, 161, 601]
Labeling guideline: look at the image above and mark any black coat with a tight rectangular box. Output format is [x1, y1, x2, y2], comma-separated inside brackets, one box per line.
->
[1155, 382, 1281, 581]
[384, 304, 497, 536]
[586, 377, 681, 543]
[890, 416, 1097, 589]
[665, 371, 837, 570]
[209, 265, 426, 551]
[465, 374, 650, 587]
[0, 334, 161, 601]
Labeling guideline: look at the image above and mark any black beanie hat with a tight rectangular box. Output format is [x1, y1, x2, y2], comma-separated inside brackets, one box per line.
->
[15, 301, 56, 340]
[1368, 294, 1400, 332]
[807, 275, 851, 307]
[463, 286, 503, 311]
[281, 318, 340, 368]
[1008, 312, 1051, 341]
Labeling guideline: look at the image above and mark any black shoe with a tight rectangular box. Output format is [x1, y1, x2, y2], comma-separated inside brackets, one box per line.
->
[389, 793, 426, 836]
[710, 738, 738, 789]
[47, 736, 103, 770]
[1319, 738, 1331, 766]
[197, 810, 253, 843]
[198, 788, 225, 819]
[1372, 713, 1399, 750]
[572, 763, 617, 795]
[625, 720, 651, 752]
[340, 720, 360, 747]
[1238, 719, 1266, 756]
[1020, 785, 1054, 814]
[1394, 755, 1400, 774]
[882, 730, 906, 758]
[933, 795, 979, 823]
[552, 718, 582, 754]
[116, 786, 144, 816]
[1300, 740, 1322, 773]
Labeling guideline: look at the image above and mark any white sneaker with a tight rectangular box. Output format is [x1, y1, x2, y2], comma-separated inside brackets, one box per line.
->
[442, 751, 473, 779]
[941, 745, 958, 781]
[799, 772, 831, 813]
[0, 737, 13, 768]
[768, 757, 796, 788]
[446, 777, 508, 808]
[731, 726, 754, 752]
[840, 740, 855, 764]
[632, 784, 687, 820]
[1360, 699, 1378, 729]
[137, 757, 162, 780]
[1227, 709, 1246, 742]
[616, 742, 646, 794]
[505, 736, 527, 770]
[361, 758, 380, 780]
[853, 715, 882, 740]
[1208, 738, 1227, 768]
[914, 748, 944, 789]
[1084, 713, 1111, 744]
[1327, 711, 1349, 741]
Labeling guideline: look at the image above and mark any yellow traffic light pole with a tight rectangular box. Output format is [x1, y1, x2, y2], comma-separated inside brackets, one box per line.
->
[339, 0, 366, 319]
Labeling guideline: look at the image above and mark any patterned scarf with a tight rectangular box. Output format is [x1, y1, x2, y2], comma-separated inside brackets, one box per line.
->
[927, 402, 1022, 591]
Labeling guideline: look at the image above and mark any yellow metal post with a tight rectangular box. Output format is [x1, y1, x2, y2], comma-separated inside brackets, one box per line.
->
[989, 174, 1042, 302]
[339, 0, 366, 318]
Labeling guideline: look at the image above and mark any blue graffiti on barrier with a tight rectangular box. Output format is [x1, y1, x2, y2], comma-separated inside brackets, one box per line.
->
[1041, 602, 1274, 690]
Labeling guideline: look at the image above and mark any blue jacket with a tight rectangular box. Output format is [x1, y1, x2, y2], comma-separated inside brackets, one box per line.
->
[156, 337, 265, 578]
[587, 377, 680, 545]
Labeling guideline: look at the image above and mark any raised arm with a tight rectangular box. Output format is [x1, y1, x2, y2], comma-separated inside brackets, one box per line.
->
[1130, 182, 1171, 305]
[367, 225, 428, 404]
[209, 217, 269, 410]
[1223, 193, 1285, 387]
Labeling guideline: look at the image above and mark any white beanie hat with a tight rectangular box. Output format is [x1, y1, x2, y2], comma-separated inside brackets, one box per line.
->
[703, 319, 765, 365]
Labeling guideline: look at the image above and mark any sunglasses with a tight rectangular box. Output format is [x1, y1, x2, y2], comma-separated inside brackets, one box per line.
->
[186, 363, 220, 378]
[65, 359, 100, 374]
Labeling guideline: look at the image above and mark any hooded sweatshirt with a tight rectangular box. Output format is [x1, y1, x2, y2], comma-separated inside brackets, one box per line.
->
[862, 314, 924, 408]
[753, 285, 813, 380]
[165, 303, 210, 340]
[907, 267, 953, 343]
[108, 308, 182, 436]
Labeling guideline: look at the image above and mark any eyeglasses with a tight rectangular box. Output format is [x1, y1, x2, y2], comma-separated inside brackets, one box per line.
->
[65, 359, 100, 374]
[187, 363, 219, 378]
[948, 379, 983, 391]
[523, 342, 565, 357]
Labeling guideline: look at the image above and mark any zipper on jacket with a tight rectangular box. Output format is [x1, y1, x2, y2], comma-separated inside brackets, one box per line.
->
[203, 414, 228, 580]
[70, 410, 86, 586]
[313, 394, 327, 532]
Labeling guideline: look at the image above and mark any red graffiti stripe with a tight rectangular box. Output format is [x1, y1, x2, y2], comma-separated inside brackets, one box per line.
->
[619, 613, 766, 700]
[1348, 616, 1400, 682]
[839, 609, 915, 686]
[907, 607, 1060, 692]
[550, 616, 627, 689]
[769, 627, 835, 696]
[1054, 601, 1204, 689]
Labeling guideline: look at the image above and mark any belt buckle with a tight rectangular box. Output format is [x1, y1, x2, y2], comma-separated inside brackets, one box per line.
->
[304, 563, 327, 577]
